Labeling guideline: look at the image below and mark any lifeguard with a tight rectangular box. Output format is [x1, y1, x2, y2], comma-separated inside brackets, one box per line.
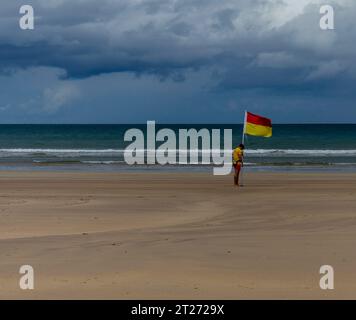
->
[232, 143, 244, 186]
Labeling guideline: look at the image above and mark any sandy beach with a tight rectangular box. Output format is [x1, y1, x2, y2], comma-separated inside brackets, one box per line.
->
[0, 170, 356, 299]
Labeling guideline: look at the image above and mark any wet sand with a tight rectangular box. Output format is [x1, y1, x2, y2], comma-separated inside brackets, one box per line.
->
[0, 171, 355, 299]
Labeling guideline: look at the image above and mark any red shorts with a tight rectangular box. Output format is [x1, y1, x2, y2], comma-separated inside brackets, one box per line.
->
[233, 162, 242, 169]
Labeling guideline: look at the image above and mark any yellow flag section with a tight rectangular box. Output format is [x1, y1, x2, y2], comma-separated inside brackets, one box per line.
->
[244, 111, 272, 138]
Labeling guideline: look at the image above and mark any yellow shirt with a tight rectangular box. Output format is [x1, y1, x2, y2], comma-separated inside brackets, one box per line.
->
[233, 147, 244, 163]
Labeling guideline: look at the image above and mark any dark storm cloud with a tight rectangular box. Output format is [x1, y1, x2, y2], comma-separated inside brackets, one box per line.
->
[1, 0, 228, 77]
[0, 0, 353, 87]
[0, 0, 356, 123]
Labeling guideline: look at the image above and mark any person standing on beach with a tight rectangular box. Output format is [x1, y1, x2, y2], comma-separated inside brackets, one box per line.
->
[232, 144, 244, 186]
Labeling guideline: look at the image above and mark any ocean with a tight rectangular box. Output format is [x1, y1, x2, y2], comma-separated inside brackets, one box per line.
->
[0, 124, 355, 172]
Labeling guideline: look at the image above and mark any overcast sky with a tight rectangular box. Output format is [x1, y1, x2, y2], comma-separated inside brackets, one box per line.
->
[0, 0, 355, 123]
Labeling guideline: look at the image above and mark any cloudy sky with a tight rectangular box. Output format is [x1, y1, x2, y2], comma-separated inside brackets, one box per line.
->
[0, 0, 355, 123]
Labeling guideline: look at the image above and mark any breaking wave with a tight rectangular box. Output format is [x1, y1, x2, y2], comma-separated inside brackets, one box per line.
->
[0, 148, 355, 157]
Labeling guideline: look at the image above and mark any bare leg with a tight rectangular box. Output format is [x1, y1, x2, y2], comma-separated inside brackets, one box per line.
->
[234, 164, 241, 186]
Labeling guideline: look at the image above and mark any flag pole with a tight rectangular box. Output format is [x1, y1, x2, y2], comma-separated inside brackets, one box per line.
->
[240, 110, 247, 187]
[242, 110, 246, 144]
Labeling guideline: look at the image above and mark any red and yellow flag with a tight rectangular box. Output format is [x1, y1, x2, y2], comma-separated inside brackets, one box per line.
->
[244, 111, 272, 137]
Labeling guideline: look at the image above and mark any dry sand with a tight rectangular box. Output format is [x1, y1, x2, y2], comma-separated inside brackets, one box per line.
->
[0, 171, 355, 299]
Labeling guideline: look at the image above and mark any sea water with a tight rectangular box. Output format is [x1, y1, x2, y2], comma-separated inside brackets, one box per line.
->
[0, 124, 355, 172]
